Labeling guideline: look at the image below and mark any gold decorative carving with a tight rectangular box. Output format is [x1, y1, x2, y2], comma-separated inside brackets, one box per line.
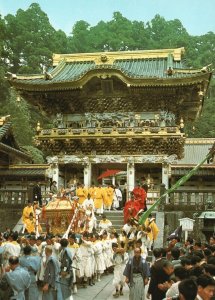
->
[100, 54, 108, 63]
[52, 48, 185, 66]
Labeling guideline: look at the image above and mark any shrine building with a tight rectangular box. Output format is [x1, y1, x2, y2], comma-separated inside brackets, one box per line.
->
[8, 47, 213, 201]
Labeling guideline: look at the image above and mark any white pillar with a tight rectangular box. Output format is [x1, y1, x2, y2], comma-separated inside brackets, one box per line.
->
[84, 162, 91, 187]
[52, 164, 59, 189]
[112, 176, 116, 186]
[162, 163, 169, 203]
[127, 160, 135, 194]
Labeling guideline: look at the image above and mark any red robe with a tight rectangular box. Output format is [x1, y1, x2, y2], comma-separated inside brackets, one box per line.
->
[132, 186, 147, 210]
[124, 199, 141, 223]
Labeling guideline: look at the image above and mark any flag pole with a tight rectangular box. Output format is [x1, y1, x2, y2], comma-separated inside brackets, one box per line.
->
[138, 142, 215, 225]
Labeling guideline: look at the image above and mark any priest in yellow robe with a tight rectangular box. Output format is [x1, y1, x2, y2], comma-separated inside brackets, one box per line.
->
[88, 183, 96, 200]
[94, 185, 104, 215]
[104, 185, 114, 211]
[24, 212, 36, 233]
[22, 201, 34, 225]
[76, 184, 88, 205]
[144, 214, 159, 249]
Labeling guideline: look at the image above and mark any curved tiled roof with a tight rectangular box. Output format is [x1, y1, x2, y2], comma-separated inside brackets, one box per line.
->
[113, 58, 184, 78]
[0, 168, 47, 177]
[8, 48, 212, 92]
[0, 142, 32, 161]
[0, 121, 12, 141]
[0, 119, 32, 162]
[12, 58, 204, 86]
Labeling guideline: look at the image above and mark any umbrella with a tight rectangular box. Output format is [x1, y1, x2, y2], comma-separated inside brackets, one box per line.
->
[97, 169, 122, 180]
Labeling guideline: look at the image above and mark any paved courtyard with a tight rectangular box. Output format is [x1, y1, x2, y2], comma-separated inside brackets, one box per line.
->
[73, 273, 149, 300]
[73, 274, 129, 300]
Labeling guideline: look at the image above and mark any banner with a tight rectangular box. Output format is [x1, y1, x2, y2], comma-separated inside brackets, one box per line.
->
[138, 143, 215, 225]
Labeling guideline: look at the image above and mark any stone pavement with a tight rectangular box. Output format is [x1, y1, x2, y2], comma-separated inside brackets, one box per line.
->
[73, 274, 130, 300]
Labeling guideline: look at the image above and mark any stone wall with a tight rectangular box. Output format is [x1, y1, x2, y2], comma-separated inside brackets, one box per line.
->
[163, 211, 207, 246]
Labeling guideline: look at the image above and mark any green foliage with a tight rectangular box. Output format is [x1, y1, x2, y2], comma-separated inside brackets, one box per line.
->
[6, 90, 33, 145]
[4, 3, 69, 73]
[0, 2, 214, 151]
[23, 145, 45, 163]
[186, 80, 215, 138]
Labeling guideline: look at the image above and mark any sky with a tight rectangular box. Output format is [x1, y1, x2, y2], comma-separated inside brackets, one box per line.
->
[0, 0, 214, 36]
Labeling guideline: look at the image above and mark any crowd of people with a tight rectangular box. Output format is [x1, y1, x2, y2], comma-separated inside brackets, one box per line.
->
[49, 181, 127, 213]
[22, 181, 148, 236]
[0, 220, 215, 299]
[148, 236, 215, 300]
[0, 180, 215, 300]
[49, 181, 148, 213]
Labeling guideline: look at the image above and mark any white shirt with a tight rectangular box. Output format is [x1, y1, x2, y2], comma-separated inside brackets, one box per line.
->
[3, 242, 21, 258]
[99, 219, 112, 230]
[166, 281, 180, 298]
[122, 223, 132, 235]
[114, 188, 122, 201]
[82, 198, 94, 210]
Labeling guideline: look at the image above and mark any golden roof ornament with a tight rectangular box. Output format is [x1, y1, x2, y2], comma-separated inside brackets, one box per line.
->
[36, 121, 41, 132]
[100, 54, 108, 63]
[180, 117, 184, 133]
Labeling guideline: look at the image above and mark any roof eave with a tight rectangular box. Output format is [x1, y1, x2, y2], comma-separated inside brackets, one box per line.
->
[0, 142, 32, 163]
[9, 70, 212, 92]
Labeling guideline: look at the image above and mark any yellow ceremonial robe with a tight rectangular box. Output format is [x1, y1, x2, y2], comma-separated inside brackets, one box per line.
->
[25, 218, 36, 234]
[88, 186, 96, 200]
[76, 187, 88, 205]
[104, 186, 114, 207]
[22, 206, 34, 223]
[145, 218, 159, 241]
[94, 187, 104, 209]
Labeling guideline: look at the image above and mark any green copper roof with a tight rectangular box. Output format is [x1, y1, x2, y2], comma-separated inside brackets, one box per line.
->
[0, 142, 31, 161]
[0, 168, 47, 177]
[0, 120, 31, 162]
[11, 57, 206, 87]
[113, 57, 183, 78]
[0, 121, 12, 141]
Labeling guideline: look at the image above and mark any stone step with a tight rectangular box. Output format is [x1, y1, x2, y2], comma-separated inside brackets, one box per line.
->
[97, 212, 124, 231]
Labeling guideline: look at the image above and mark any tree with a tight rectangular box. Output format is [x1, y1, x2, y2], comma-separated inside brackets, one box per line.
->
[4, 3, 69, 74]
[6, 90, 33, 145]
[0, 6, 215, 141]
[186, 80, 215, 138]
[69, 20, 91, 53]
[0, 14, 10, 114]
[23, 145, 45, 163]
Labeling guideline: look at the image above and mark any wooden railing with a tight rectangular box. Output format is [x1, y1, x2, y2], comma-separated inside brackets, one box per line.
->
[0, 189, 47, 207]
[37, 125, 182, 138]
[0, 190, 27, 207]
[164, 191, 215, 211]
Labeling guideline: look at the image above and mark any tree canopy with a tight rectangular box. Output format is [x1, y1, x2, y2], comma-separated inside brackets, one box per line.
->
[0, 3, 214, 163]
